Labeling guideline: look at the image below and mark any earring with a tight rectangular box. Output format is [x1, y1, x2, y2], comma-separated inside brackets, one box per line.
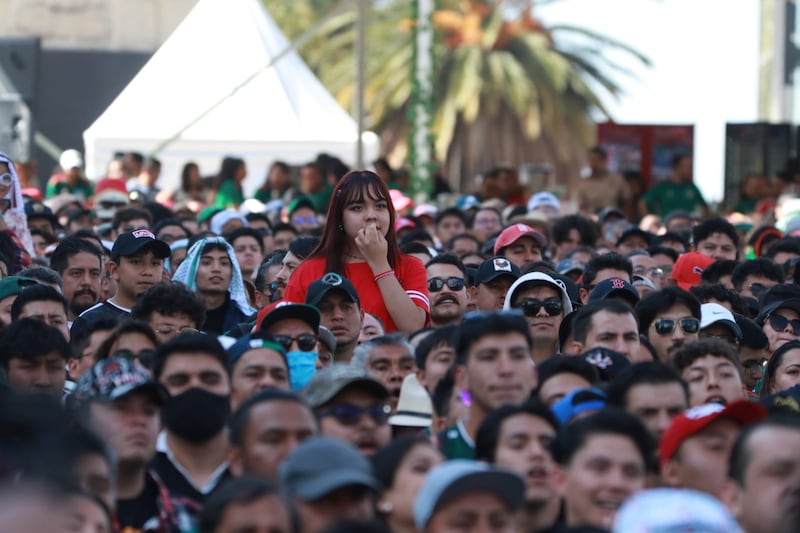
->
[379, 500, 393, 514]
[338, 224, 344, 232]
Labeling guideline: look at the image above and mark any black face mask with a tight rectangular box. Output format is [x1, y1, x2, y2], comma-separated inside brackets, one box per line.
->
[161, 387, 230, 443]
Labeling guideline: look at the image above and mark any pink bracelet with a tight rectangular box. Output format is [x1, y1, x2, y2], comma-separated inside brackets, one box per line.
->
[374, 270, 395, 283]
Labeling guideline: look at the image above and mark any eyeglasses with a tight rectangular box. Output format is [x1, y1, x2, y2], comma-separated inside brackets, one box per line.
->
[292, 216, 317, 225]
[317, 403, 391, 426]
[155, 325, 199, 336]
[633, 266, 664, 279]
[518, 298, 563, 317]
[112, 348, 156, 369]
[273, 333, 318, 352]
[652, 317, 700, 336]
[0, 173, 12, 185]
[767, 314, 800, 336]
[427, 277, 466, 292]
[747, 282, 771, 299]
[698, 332, 738, 345]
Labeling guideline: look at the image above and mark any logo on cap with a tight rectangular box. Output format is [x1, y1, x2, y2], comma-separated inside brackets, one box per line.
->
[133, 229, 155, 239]
[692, 266, 704, 275]
[322, 273, 343, 286]
[611, 278, 625, 289]
[492, 258, 511, 272]
[585, 349, 613, 369]
[684, 403, 724, 420]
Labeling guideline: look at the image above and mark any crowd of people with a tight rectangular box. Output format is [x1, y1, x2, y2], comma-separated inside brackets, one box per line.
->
[1, 145, 800, 533]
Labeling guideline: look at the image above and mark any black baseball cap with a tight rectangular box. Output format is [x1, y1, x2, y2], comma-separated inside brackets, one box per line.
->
[616, 227, 653, 248]
[258, 302, 321, 334]
[306, 273, 360, 307]
[111, 229, 170, 262]
[588, 277, 640, 308]
[475, 256, 520, 286]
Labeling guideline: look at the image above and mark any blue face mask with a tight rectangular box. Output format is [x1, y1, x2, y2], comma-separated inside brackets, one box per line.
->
[287, 350, 317, 391]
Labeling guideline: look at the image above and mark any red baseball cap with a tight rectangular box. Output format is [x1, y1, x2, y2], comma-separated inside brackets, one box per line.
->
[658, 400, 767, 468]
[671, 251, 714, 291]
[493, 224, 547, 255]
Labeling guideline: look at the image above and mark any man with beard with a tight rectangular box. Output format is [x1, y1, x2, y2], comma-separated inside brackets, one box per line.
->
[425, 254, 469, 328]
[440, 311, 536, 459]
[49, 237, 103, 325]
[76, 230, 170, 326]
[503, 272, 573, 364]
[476, 399, 561, 532]
[306, 272, 363, 363]
[151, 332, 233, 505]
[352, 333, 417, 411]
[635, 286, 702, 361]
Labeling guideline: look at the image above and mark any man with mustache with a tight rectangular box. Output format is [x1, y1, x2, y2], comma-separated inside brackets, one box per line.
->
[49, 236, 103, 325]
[425, 254, 468, 328]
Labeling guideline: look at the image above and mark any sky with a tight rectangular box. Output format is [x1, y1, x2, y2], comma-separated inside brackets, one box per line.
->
[536, 0, 761, 203]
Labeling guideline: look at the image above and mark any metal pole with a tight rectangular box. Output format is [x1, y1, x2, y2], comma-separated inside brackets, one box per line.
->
[355, 0, 367, 169]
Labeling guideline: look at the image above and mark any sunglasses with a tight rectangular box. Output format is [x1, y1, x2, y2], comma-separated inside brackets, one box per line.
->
[518, 298, 563, 317]
[767, 314, 800, 336]
[653, 317, 700, 336]
[0, 173, 12, 185]
[112, 348, 156, 369]
[427, 277, 466, 292]
[155, 325, 199, 336]
[273, 333, 318, 352]
[292, 216, 317, 225]
[317, 403, 391, 426]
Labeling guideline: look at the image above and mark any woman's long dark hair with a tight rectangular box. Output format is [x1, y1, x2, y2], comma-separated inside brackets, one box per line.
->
[180, 162, 199, 193]
[308, 170, 400, 275]
[212, 157, 244, 191]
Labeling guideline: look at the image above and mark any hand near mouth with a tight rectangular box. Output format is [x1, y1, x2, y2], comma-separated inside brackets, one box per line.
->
[355, 223, 388, 267]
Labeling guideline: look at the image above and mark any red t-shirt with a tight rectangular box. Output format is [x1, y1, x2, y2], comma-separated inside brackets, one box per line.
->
[283, 255, 430, 332]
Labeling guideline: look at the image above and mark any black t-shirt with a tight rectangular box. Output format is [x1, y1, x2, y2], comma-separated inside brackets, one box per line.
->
[116, 475, 159, 531]
[202, 294, 230, 336]
[73, 300, 130, 332]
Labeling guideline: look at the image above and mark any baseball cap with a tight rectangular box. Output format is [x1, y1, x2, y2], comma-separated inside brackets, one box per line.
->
[59, 149, 83, 170]
[475, 256, 520, 286]
[303, 363, 388, 408]
[493, 224, 547, 255]
[390, 189, 413, 212]
[414, 203, 439, 218]
[755, 283, 800, 324]
[0, 276, 37, 301]
[306, 272, 360, 307]
[227, 332, 287, 366]
[71, 357, 169, 406]
[111, 229, 170, 262]
[659, 400, 767, 468]
[388, 374, 433, 428]
[257, 302, 321, 333]
[671, 251, 714, 291]
[555, 258, 585, 276]
[551, 387, 607, 425]
[414, 460, 525, 529]
[582, 346, 631, 382]
[616, 226, 653, 248]
[700, 302, 742, 340]
[318, 326, 336, 353]
[588, 277, 640, 307]
[527, 192, 560, 212]
[279, 436, 381, 501]
[613, 488, 743, 533]
[25, 201, 57, 224]
[598, 207, 625, 225]
[503, 272, 573, 315]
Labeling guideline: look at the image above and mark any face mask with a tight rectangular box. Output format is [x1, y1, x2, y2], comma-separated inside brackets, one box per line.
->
[161, 387, 230, 443]
[287, 350, 317, 391]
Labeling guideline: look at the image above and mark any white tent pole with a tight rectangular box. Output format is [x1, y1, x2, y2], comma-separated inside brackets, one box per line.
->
[354, 0, 368, 169]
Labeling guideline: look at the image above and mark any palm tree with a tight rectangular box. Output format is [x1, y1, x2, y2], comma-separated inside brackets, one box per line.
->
[263, 0, 649, 196]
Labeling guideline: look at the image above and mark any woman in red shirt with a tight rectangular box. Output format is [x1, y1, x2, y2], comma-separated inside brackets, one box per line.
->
[283, 170, 429, 333]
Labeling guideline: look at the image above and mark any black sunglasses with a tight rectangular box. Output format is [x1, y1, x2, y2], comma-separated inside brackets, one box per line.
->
[272, 334, 318, 352]
[427, 277, 466, 292]
[317, 403, 391, 426]
[112, 348, 156, 369]
[767, 314, 800, 336]
[518, 298, 563, 317]
[653, 318, 700, 336]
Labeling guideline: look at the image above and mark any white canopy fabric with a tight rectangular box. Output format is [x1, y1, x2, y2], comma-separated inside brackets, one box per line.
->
[83, 0, 375, 192]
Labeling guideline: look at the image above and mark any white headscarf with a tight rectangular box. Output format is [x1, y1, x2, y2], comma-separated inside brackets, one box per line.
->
[172, 236, 255, 317]
[0, 152, 33, 254]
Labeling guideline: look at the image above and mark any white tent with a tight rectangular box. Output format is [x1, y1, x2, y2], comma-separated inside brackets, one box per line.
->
[83, 0, 376, 194]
